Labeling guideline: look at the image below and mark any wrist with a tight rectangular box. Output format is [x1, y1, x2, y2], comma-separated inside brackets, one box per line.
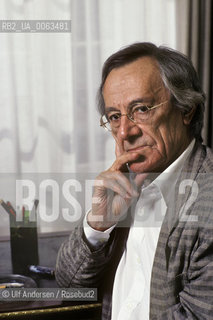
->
[87, 211, 116, 231]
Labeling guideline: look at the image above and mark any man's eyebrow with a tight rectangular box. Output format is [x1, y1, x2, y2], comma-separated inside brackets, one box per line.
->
[105, 106, 119, 113]
[129, 98, 152, 106]
[105, 98, 152, 113]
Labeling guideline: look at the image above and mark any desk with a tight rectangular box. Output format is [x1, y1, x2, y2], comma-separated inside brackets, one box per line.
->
[0, 303, 102, 319]
[0, 233, 102, 319]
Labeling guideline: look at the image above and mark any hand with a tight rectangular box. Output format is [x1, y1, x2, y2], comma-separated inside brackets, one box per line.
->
[87, 147, 147, 231]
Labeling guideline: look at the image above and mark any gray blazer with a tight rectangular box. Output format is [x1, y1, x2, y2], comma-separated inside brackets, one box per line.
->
[56, 142, 213, 319]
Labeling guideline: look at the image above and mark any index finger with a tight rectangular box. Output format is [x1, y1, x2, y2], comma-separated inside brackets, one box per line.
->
[110, 151, 142, 172]
[115, 142, 122, 158]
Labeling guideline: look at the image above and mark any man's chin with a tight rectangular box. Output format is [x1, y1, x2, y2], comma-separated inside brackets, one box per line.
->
[128, 159, 158, 174]
[128, 155, 147, 173]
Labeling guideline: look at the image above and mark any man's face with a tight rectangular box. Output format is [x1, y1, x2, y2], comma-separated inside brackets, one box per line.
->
[103, 57, 193, 173]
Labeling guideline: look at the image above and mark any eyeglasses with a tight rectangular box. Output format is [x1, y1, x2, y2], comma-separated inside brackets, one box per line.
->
[100, 101, 168, 132]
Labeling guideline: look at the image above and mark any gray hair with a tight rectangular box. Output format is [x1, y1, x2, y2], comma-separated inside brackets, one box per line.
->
[97, 42, 205, 142]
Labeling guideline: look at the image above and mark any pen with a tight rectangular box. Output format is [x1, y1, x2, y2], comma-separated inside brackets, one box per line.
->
[7, 201, 16, 216]
[24, 210, 30, 224]
[0, 199, 16, 217]
[22, 206, 25, 220]
[30, 199, 39, 222]
[34, 199, 39, 210]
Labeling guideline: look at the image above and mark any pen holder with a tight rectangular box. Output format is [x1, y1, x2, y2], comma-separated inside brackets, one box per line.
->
[9, 212, 39, 275]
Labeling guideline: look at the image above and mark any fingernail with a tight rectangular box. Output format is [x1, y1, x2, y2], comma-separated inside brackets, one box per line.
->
[133, 191, 139, 197]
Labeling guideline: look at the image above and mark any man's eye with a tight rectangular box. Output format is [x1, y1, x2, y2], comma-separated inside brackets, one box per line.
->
[108, 113, 121, 122]
[133, 105, 149, 113]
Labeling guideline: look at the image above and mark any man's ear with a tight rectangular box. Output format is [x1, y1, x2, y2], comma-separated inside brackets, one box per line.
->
[182, 107, 196, 125]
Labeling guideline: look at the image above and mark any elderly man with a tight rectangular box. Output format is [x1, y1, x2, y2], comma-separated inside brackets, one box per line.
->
[56, 43, 213, 319]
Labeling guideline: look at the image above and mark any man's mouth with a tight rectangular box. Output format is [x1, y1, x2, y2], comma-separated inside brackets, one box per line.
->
[126, 145, 150, 152]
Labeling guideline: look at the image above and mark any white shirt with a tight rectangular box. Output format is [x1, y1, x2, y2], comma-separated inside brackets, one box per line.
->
[84, 140, 195, 320]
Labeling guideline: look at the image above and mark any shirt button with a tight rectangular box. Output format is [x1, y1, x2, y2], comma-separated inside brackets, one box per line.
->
[127, 302, 133, 309]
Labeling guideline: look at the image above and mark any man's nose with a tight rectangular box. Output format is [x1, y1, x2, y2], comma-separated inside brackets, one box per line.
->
[116, 114, 141, 140]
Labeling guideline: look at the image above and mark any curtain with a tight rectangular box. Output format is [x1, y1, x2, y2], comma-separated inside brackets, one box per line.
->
[0, 0, 74, 174]
[0, 0, 74, 235]
[72, 0, 178, 173]
[176, 0, 213, 146]
[0, 0, 177, 236]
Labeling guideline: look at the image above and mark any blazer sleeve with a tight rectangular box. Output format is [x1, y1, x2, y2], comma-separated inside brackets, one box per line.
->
[55, 225, 118, 288]
[156, 220, 213, 319]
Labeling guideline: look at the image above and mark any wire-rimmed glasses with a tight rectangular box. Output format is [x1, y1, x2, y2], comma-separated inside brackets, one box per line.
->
[100, 101, 168, 132]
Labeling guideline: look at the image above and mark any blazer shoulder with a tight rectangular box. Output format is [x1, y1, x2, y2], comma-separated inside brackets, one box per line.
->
[202, 145, 213, 172]
[186, 142, 213, 174]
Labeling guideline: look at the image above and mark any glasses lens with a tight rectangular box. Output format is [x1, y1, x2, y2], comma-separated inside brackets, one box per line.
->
[132, 105, 150, 122]
[101, 115, 112, 131]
